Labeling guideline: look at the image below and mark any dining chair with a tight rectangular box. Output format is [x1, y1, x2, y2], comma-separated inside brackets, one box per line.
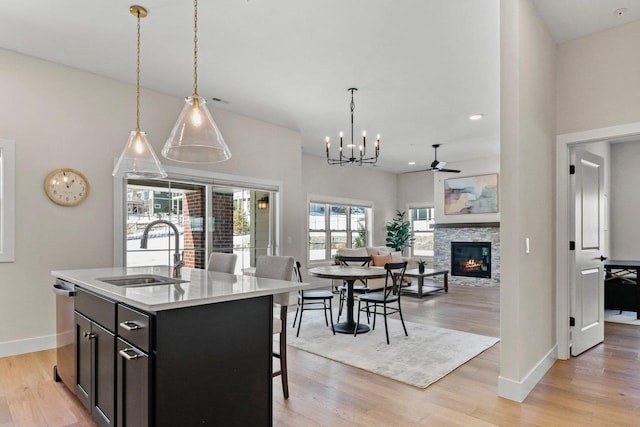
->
[335, 255, 372, 322]
[255, 255, 294, 400]
[206, 252, 238, 274]
[354, 261, 408, 344]
[292, 261, 335, 337]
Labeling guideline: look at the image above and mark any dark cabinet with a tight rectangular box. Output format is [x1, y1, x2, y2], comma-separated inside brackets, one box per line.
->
[73, 285, 273, 426]
[74, 311, 116, 427]
[117, 338, 150, 426]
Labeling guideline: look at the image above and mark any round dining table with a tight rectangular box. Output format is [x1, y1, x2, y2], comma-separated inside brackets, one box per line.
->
[308, 265, 387, 334]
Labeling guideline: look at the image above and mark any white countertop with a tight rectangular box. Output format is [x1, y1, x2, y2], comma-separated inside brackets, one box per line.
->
[52, 266, 314, 312]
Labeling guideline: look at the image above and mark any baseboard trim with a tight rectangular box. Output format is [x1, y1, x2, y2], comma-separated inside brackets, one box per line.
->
[0, 334, 56, 358]
[498, 345, 557, 402]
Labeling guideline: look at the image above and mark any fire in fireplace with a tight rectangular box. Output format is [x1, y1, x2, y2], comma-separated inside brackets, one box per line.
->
[451, 241, 491, 278]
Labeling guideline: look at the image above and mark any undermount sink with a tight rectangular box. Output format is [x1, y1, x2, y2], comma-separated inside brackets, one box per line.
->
[97, 274, 187, 287]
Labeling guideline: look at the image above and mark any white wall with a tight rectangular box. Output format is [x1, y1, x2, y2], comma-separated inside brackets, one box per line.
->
[610, 141, 640, 259]
[0, 48, 304, 355]
[396, 171, 435, 210]
[499, 0, 557, 401]
[557, 21, 640, 135]
[432, 155, 500, 224]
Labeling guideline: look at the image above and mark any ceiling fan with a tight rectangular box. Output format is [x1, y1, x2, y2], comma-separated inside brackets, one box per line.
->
[406, 144, 461, 174]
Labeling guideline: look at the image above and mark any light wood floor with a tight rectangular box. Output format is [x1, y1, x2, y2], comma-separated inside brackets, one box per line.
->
[1, 285, 639, 426]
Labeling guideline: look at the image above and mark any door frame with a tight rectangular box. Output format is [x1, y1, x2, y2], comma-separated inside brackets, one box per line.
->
[555, 122, 640, 359]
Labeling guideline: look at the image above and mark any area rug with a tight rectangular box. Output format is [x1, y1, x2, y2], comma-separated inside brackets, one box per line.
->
[604, 309, 640, 325]
[285, 314, 499, 388]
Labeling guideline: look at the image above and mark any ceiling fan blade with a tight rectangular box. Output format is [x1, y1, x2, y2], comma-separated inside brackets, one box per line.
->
[402, 168, 436, 174]
[437, 168, 461, 173]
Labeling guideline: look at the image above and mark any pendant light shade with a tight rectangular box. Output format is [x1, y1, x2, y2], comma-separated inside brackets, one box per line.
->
[113, 5, 167, 179]
[162, 0, 231, 164]
[113, 130, 167, 178]
[162, 95, 231, 163]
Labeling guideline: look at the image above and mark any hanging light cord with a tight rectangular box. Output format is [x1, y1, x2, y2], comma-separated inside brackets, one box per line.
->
[350, 88, 356, 154]
[135, 9, 142, 131]
[193, 0, 199, 97]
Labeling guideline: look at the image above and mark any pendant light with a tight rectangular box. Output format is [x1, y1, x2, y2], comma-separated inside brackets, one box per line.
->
[162, 0, 231, 163]
[112, 5, 167, 179]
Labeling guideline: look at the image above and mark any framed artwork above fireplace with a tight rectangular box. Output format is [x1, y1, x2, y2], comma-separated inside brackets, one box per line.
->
[444, 173, 498, 215]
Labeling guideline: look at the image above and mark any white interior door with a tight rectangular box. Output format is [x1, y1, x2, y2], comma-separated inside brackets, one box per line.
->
[570, 149, 605, 356]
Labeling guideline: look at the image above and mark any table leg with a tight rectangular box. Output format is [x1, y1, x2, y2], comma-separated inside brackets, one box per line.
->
[417, 276, 424, 298]
[333, 279, 370, 334]
[444, 272, 448, 292]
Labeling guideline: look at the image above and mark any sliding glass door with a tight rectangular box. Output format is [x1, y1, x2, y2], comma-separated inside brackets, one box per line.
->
[124, 177, 276, 274]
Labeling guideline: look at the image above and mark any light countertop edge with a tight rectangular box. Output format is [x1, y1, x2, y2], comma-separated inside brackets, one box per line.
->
[52, 266, 326, 312]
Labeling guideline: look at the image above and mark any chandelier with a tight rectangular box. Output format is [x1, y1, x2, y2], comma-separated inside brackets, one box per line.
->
[325, 88, 380, 166]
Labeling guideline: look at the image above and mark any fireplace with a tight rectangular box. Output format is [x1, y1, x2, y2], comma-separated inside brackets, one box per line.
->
[451, 242, 491, 278]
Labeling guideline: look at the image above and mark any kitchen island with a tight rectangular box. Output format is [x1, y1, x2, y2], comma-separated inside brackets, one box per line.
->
[52, 265, 312, 427]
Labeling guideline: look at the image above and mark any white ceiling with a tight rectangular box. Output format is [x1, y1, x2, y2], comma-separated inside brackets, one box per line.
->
[532, 0, 640, 44]
[0, 1, 636, 173]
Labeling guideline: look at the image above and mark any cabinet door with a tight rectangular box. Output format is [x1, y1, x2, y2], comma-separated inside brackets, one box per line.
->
[92, 323, 115, 427]
[117, 338, 150, 427]
[75, 313, 92, 411]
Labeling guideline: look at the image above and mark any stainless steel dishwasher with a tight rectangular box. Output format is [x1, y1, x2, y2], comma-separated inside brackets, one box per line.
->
[53, 278, 75, 391]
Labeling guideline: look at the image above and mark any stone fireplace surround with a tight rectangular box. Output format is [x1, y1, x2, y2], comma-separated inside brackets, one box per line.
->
[433, 222, 500, 287]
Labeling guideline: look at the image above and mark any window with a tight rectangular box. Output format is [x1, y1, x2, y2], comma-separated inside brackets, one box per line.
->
[410, 207, 434, 257]
[120, 170, 279, 274]
[308, 201, 370, 261]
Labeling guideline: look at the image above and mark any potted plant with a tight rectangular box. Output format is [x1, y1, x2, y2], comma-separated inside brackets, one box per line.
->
[385, 210, 415, 253]
[416, 259, 427, 274]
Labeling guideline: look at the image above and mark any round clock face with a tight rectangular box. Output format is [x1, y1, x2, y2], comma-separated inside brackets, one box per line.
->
[44, 168, 90, 206]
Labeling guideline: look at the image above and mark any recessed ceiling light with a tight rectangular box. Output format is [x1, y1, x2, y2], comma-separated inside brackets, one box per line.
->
[469, 114, 484, 121]
[408, 161, 416, 165]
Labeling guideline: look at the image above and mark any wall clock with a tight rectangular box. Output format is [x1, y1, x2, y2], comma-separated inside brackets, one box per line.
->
[44, 168, 90, 206]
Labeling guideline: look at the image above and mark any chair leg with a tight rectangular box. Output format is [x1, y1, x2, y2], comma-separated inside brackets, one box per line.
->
[279, 306, 289, 399]
[295, 303, 304, 338]
[370, 302, 377, 330]
[322, 300, 329, 326]
[354, 300, 362, 337]
[365, 301, 371, 324]
[398, 301, 408, 337]
[328, 298, 335, 335]
[383, 303, 390, 345]
[292, 304, 300, 328]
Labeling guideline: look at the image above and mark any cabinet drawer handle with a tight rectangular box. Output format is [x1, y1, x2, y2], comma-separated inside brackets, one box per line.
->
[119, 348, 146, 360]
[120, 321, 142, 331]
[83, 332, 96, 340]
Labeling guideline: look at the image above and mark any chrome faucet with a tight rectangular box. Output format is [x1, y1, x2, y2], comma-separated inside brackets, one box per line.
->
[140, 219, 184, 278]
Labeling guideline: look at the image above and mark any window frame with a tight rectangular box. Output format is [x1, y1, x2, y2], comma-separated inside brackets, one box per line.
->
[307, 195, 372, 263]
[409, 206, 435, 258]
[113, 164, 282, 268]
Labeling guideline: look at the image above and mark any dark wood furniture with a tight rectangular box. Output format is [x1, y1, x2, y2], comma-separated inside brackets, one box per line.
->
[401, 268, 449, 298]
[335, 255, 373, 321]
[604, 260, 640, 319]
[355, 262, 409, 344]
[292, 261, 335, 337]
[308, 265, 387, 334]
[74, 286, 273, 426]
